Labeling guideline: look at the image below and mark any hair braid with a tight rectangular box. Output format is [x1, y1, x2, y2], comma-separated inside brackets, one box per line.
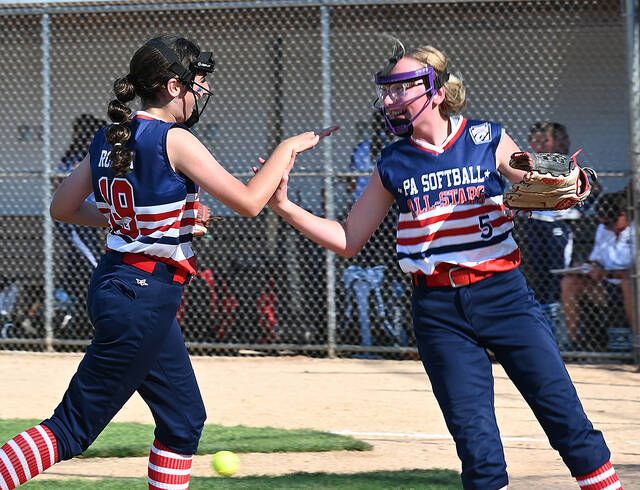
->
[106, 75, 136, 175]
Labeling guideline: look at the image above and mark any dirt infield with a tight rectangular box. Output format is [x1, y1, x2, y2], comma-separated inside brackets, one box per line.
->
[1, 352, 639, 489]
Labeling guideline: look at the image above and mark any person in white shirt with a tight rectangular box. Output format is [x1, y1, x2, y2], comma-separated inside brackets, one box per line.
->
[560, 190, 635, 348]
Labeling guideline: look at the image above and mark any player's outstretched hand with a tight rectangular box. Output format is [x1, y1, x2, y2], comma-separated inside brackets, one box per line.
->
[253, 126, 339, 208]
[284, 131, 320, 158]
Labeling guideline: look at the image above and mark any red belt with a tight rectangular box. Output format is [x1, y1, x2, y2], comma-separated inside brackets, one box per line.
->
[412, 265, 494, 289]
[121, 252, 191, 285]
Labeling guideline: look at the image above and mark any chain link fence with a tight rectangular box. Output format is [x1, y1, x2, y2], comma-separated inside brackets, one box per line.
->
[0, 0, 637, 362]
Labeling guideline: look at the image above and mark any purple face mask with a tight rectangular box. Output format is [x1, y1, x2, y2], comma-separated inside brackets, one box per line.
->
[373, 65, 447, 137]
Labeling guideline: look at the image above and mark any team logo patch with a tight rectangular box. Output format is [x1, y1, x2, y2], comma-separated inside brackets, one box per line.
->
[136, 278, 148, 286]
[469, 123, 492, 145]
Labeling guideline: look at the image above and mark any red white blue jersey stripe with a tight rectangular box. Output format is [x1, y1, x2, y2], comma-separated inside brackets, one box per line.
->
[89, 111, 199, 275]
[377, 116, 520, 276]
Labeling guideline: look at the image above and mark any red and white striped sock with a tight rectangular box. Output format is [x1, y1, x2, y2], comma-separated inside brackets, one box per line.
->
[148, 439, 193, 490]
[576, 461, 622, 490]
[0, 424, 59, 490]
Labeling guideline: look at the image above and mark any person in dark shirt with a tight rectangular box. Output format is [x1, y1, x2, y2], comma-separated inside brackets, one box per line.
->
[517, 122, 574, 344]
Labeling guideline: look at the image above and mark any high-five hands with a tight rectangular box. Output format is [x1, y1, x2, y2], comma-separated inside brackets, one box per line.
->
[252, 155, 294, 208]
[252, 125, 340, 207]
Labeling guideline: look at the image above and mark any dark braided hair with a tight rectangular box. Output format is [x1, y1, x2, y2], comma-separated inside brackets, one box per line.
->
[106, 35, 202, 175]
[106, 75, 135, 175]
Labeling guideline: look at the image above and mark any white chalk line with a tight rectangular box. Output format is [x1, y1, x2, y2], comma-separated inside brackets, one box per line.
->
[331, 430, 547, 443]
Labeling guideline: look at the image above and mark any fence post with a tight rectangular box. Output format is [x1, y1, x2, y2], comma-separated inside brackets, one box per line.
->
[321, 5, 336, 358]
[41, 11, 54, 352]
[626, 0, 640, 365]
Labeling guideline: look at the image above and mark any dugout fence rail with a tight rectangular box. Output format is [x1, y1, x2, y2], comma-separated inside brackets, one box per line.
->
[0, 0, 638, 363]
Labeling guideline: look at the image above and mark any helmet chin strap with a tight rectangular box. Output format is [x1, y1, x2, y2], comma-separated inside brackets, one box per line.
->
[383, 91, 432, 137]
[184, 99, 200, 128]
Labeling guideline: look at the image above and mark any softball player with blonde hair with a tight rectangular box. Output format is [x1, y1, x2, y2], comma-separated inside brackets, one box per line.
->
[259, 43, 622, 490]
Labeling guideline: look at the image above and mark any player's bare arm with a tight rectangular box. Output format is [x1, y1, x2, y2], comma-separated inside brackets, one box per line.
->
[168, 127, 319, 217]
[495, 132, 526, 184]
[271, 168, 395, 258]
[50, 156, 109, 227]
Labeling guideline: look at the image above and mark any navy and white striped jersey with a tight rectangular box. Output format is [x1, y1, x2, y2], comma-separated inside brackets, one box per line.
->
[90, 111, 199, 275]
[377, 115, 520, 276]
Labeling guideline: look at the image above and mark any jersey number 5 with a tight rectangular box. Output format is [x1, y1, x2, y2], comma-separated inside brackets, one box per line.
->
[478, 214, 494, 239]
[98, 177, 140, 238]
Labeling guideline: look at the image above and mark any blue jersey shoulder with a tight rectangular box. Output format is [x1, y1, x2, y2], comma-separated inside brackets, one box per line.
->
[89, 118, 198, 208]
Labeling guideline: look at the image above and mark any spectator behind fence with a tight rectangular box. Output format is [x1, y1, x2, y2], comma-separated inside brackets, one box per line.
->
[560, 190, 635, 350]
[517, 122, 574, 341]
[2, 116, 106, 338]
[350, 111, 390, 202]
[343, 111, 408, 353]
[58, 114, 107, 172]
[55, 114, 106, 293]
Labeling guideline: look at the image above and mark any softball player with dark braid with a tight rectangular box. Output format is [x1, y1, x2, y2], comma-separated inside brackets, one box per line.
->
[0, 35, 321, 490]
[260, 44, 622, 490]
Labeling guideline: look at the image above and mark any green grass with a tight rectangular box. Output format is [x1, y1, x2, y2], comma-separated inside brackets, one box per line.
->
[0, 419, 370, 458]
[22, 470, 461, 489]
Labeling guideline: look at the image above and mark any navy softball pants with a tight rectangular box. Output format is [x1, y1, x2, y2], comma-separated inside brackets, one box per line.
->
[43, 252, 206, 460]
[412, 268, 610, 490]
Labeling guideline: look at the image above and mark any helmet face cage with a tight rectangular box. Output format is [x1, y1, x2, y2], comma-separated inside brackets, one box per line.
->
[374, 66, 438, 107]
[373, 66, 440, 137]
[187, 52, 216, 124]
[190, 81, 212, 124]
